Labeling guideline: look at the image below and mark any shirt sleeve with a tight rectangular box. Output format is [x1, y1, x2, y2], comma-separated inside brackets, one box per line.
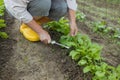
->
[4, 0, 33, 23]
[66, 0, 77, 11]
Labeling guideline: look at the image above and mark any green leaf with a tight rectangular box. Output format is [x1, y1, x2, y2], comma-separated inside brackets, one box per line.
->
[95, 71, 105, 78]
[116, 65, 120, 77]
[108, 73, 118, 80]
[78, 59, 87, 66]
[76, 11, 86, 22]
[116, 65, 120, 72]
[45, 17, 70, 35]
[83, 65, 92, 73]
[69, 50, 80, 60]
[0, 32, 8, 39]
[65, 42, 76, 47]
[0, 19, 5, 23]
[0, 23, 6, 28]
[100, 62, 108, 71]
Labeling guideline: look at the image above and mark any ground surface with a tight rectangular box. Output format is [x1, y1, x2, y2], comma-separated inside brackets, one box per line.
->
[0, 0, 120, 80]
[77, 0, 120, 66]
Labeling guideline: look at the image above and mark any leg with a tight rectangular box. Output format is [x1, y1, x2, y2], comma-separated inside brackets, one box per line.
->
[27, 0, 51, 17]
[20, 0, 52, 42]
[48, 0, 68, 21]
[28, 0, 52, 24]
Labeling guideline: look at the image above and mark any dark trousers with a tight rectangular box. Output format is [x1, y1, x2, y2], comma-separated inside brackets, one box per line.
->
[27, 0, 68, 21]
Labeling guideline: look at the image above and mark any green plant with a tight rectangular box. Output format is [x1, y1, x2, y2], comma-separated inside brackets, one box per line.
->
[44, 17, 70, 35]
[0, 0, 8, 39]
[92, 21, 112, 33]
[0, 0, 5, 16]
[0, 19, 6, 28]
[0, 31, 8, 39]
[112, 28, 120, 39]
[76, 11, 86, 22]
[60, 33, 120, 80]
[46, 17, 120, 80]
[107, 0, 120, 4]
[92, 21, 120, 40]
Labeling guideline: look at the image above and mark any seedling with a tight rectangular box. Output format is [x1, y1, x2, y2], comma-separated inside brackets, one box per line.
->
[76, 11, 86, 22]
[0, 0, 8, 39]
[45, 16, 120, 80]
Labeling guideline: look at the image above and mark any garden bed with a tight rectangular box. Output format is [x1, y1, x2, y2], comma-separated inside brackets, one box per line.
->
[0, 0, 120, 80]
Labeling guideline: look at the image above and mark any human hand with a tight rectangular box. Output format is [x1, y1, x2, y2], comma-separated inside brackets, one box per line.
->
[38, 29, 51, 44]
[70, 22, 78, 36]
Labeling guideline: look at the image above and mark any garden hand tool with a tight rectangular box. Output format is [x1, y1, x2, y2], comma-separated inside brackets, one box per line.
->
[51, 40, 70, 49]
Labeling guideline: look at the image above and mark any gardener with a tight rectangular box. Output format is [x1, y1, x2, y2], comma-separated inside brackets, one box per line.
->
[4, 0, 78, 44]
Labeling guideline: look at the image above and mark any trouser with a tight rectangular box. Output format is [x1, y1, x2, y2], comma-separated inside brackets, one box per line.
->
[27, 0, 68, 21]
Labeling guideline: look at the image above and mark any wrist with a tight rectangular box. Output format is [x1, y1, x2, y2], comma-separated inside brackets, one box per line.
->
[37, 28, 44, 34]
[70, 21, 76, 25]
[69, 18, 76, 24]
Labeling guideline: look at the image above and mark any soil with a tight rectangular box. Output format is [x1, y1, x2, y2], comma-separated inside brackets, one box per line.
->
[0, 14, 85, 80]
[0, 0, 120, 80]
[77, 0, 120, 67]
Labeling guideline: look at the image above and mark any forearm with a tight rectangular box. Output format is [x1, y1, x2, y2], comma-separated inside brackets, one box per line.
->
[68, 9, 76, 24]
[25, 19, 43, 34]
[68, 9, 78, 36]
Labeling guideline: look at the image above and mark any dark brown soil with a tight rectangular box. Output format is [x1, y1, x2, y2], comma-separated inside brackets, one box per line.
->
[0, 13, 85, 80]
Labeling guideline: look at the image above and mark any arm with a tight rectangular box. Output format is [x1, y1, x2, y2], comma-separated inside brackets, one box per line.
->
[66, 0, 78, 36]
[4, 0, 51, 43]
[68, 9, 78, 36]
[27, 20, 51, 44]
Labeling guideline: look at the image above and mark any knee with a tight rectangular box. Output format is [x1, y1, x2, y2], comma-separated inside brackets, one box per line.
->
[48, 1, 68, 20]
[28, 0, 51, 16]
[55, 3, 67, 16]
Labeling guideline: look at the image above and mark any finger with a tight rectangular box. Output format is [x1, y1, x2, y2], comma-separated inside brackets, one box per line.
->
[48, 36, 51, 44]
[41, 37, 48, 44]
[43, 39, 48, 44]
[70, 30, 74, 36]
[75, 29, 78, 36]
[72, 30, 76, 36]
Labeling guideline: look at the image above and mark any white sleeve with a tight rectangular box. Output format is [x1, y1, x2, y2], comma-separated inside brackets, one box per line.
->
[66, 0, 77, 11]
[4, 0, 33, 23]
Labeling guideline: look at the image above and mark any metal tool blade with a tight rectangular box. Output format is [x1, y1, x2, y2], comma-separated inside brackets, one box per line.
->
[51, 40, 69, 49]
